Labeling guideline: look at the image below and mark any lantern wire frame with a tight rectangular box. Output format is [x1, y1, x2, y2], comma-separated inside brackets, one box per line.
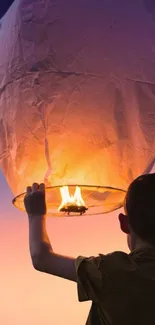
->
[12, 185, 126, 217]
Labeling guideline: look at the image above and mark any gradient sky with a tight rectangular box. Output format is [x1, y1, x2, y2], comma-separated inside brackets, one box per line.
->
[2, 0, 154, 324]
[0, 1, 15, 19]
[0, 169, 128, 325]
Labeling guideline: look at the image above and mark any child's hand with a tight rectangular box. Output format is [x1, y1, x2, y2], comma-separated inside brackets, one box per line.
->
[24, 183, 47, 217]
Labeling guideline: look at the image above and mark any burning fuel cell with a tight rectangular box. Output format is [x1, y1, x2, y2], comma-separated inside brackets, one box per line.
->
[58, 186, 88, 215]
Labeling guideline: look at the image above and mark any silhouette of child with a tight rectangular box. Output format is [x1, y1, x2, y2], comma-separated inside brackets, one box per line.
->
[24, 174, 155, 324]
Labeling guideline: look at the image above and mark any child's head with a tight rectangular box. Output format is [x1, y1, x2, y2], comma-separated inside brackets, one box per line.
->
[119, 173, 155, 251]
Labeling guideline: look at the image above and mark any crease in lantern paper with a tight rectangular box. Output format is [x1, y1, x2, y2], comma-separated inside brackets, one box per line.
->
[36, 101, 53, 183]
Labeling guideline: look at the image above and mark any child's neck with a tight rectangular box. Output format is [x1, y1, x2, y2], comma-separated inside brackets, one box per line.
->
[132, 236, 154, 251]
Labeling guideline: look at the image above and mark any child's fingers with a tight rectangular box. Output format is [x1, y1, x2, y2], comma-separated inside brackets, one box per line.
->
[32, 183, 39, 192]
[26, 186, 32, 194]
[39, 183, 45, 192]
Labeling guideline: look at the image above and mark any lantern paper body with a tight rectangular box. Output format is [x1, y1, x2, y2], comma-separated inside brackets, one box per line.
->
[0, 0, 155, 196]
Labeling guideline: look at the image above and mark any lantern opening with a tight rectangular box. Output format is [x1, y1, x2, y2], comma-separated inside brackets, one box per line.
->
[58, 186, 88, 215]
[12, 185, 126, 217]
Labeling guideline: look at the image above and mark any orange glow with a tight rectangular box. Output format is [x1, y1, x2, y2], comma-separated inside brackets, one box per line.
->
[58, 186, 86, 213]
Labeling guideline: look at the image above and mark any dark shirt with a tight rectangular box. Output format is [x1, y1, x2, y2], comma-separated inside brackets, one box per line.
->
[75, 248, 155, 324]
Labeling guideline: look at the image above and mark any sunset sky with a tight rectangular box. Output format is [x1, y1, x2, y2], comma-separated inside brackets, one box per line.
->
[0, 170, 128, 325]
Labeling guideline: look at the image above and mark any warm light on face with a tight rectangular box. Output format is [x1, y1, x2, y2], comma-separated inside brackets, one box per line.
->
[58, 186, 87, 214]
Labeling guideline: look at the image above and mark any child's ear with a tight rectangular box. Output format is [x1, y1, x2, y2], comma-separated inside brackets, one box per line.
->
[118, 213, 130, 234]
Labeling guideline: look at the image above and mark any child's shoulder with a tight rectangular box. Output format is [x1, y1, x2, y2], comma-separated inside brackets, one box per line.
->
[99, 250, 132, 269]
[99, 247, 155, 272]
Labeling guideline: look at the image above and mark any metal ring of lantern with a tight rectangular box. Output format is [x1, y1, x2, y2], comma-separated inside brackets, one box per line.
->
[12, 185, 126, 217]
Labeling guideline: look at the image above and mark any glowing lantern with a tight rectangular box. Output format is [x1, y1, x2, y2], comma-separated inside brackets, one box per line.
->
[1, 0, 155, 216]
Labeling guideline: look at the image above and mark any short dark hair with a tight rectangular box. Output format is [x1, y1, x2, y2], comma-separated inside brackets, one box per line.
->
[125, 173, 155, 245]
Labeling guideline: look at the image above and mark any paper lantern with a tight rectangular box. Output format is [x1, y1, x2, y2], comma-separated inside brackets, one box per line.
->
[1, 0, 155, 216]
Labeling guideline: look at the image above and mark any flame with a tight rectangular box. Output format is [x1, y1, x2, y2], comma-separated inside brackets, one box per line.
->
[58, 186, 86, 211]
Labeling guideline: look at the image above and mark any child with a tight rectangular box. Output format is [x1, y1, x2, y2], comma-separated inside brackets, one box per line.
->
[24, 174, 155, 325]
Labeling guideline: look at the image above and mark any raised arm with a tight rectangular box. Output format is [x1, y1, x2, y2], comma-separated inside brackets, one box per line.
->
[24, 183, 76, 282]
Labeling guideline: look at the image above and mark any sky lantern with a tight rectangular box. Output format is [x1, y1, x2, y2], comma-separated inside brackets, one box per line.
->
[0, 0, 155, 216]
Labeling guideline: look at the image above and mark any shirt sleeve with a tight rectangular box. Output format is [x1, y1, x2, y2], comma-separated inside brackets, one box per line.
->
[75, 255, 104, 302]
[75, 251, 134, 303]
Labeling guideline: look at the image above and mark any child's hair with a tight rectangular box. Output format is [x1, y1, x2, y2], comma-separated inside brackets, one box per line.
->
[125, 173, 155, 245]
